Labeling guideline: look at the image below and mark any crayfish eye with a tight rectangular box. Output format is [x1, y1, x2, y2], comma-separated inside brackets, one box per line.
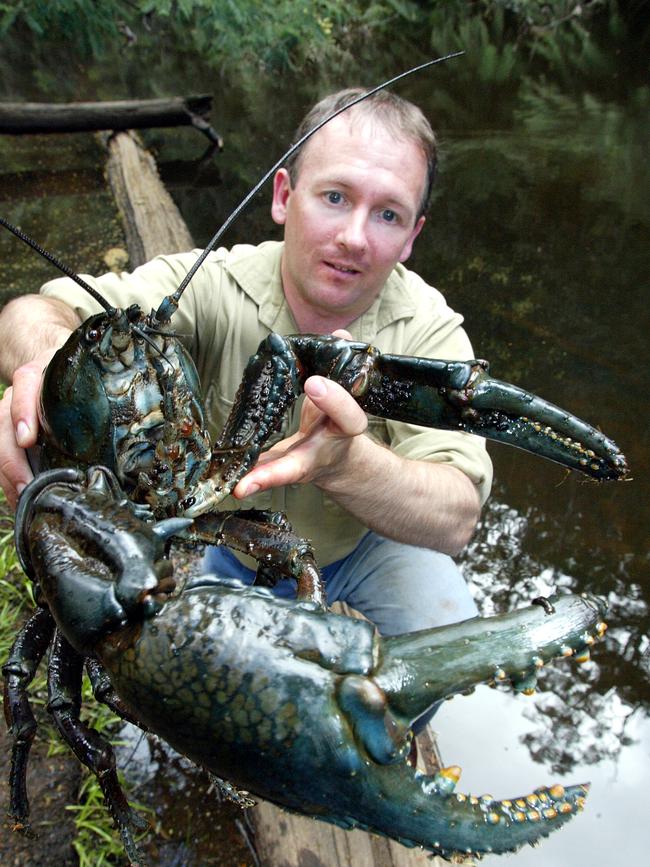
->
[85, 327, 102, 343]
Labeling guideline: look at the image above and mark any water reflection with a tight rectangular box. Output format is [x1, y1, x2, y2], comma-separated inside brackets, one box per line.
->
[432, 688, 649, 866]
[459, 490, 646, 775]
[0, 134, 125, 306]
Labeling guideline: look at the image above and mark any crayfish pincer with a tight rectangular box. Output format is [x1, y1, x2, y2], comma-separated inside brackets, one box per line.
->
[6, 466, 607, 863]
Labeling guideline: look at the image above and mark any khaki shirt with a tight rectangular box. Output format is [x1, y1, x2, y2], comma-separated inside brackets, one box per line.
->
[42, 241, 493, 566]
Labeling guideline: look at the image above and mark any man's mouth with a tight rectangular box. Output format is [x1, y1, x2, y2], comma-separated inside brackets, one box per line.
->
[325, 261, 361, 275]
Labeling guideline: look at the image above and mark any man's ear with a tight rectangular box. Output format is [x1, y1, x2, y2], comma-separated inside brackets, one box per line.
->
[271, 168, 292, 225]
[398, 215, 426, 263]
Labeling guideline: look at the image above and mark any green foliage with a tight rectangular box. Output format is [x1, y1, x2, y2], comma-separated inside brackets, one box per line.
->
[0, 0, 421, 71]
[68, 770, 152, 866]
[142, 0, 421, 71]
[0, 1, 644, 102]
[425, 1, 620, 84]
[0, 0, 131, 55]
[0, 439, 33, 666]
[0, 549, 35, 674]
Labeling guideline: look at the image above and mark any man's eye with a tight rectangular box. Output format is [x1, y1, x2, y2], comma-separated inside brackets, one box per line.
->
[326, 191, 343, 204]
[381, 209, 397, 223]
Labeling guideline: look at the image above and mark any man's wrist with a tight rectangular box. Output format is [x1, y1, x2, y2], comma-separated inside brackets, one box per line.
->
[313, 432, 386, 495]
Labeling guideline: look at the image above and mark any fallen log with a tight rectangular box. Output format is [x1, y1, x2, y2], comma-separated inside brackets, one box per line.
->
[0, 96, 222, 145]
[101, 130, 194, 267]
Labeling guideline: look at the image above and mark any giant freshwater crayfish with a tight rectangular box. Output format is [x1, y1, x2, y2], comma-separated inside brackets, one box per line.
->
[2, 57, 629, 864]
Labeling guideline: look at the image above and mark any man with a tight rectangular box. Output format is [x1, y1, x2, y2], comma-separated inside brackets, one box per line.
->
[0, 89, 492, 640]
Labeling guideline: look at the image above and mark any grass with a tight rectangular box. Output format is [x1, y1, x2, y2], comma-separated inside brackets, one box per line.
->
[67, 772, 152, 867]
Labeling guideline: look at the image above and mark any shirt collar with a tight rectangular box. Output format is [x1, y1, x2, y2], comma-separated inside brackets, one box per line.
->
[225, 241, 418, 337]
[226, 241, 295, 331]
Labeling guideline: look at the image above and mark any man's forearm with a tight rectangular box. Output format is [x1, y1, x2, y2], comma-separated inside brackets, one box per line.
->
[317, 435, 481, 556]
[233, 376, 484, 554]
[0, 295, 80, 382]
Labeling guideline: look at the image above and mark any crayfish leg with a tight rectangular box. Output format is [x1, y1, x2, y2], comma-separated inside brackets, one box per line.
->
[47, 632, 149, 861]
[86, 657, 150, 731]
[193, 508, 327, 608]
[2, 606, 55, 833]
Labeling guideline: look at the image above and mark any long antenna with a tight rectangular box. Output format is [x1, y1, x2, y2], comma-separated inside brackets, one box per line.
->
[155, 51, 464, 321]
[0, 216, 117, 314]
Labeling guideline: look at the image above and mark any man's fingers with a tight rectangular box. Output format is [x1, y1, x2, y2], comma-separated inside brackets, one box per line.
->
[11, 359, 45, 447]
[233, 347, 368, 499]
[0, 387, 34, 507]
[303, 376, 367, 437]
[0, 353, 49, 507]
[234, 451, 308, 499]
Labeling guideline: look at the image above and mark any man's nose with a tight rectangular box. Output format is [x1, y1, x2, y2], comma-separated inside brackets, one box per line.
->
[336, 209, 367, 253]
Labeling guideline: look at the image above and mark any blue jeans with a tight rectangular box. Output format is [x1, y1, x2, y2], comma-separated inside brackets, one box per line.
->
[202, 531, 478, 733]
[202, 530, 478, 636]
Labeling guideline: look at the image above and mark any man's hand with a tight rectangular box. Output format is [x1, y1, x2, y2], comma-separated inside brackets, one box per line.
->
[0, 349, 56, 507]
[231, 332, 481, 554]
[234, 328, 368, 499]
[233, 374, 368, 499]
[0, 295, 79, 509]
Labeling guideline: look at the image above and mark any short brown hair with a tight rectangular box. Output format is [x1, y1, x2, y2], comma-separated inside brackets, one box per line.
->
[285, 88, 437, 221]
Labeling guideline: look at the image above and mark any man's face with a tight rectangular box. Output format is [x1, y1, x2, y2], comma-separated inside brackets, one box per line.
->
[271, 114, 427, 330]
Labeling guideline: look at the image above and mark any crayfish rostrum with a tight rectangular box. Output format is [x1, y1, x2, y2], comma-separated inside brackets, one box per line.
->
[1, 58, 629, 865]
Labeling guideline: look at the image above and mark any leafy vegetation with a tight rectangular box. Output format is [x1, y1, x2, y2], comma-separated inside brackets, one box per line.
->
[67, 772, 151, 867]
[0, 1, 646, 91]
[0, 0, 418, 76]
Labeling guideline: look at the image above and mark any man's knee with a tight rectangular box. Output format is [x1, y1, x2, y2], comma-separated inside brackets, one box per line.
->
[340, 535, 478, 635]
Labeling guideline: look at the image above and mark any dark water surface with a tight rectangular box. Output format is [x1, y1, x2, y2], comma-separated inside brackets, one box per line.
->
[1, 61, 648, 864]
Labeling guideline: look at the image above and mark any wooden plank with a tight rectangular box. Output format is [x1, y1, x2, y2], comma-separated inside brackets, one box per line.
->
[102, 130, 195, 268]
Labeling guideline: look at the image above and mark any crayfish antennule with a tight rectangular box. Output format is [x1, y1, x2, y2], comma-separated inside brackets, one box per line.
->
[154, 294, 179, 323]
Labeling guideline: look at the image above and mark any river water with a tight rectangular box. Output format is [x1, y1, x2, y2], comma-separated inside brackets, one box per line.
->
[0, 55, 648, 865]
